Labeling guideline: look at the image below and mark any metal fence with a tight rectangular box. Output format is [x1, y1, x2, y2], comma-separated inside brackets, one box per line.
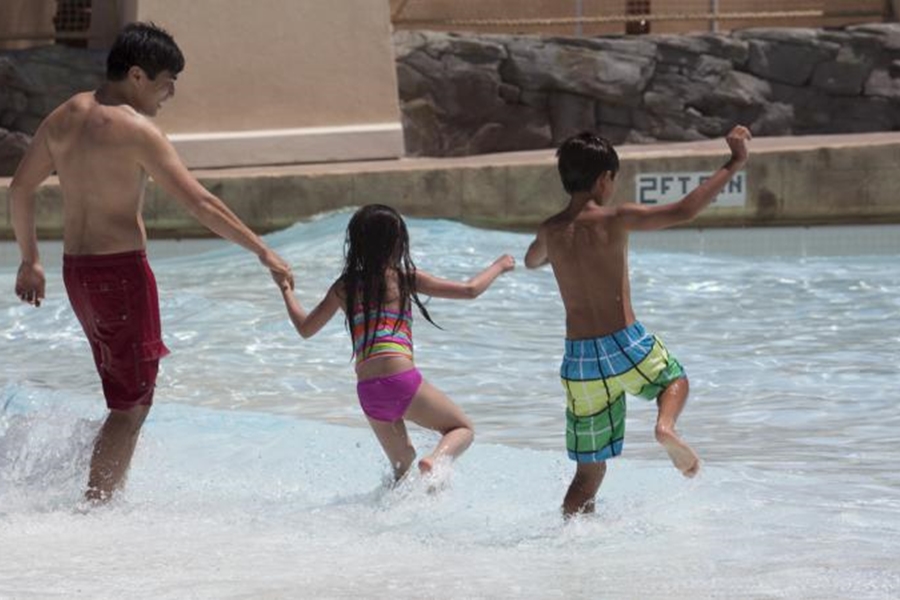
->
[0, 0, 127, 49]
[1, 1, 891, 49]
[390, 0, 891, 35]
[54, 0, 93, 36]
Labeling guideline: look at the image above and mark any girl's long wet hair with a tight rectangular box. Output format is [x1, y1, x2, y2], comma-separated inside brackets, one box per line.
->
[340, 204, 436, 351]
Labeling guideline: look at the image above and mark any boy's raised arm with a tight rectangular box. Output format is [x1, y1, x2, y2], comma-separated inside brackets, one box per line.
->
[416, 254, 515, 300]
[618, 125, 751, 232]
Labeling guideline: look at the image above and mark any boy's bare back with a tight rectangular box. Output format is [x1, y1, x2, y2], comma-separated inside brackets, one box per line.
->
[540, 205, 635, 339]
[526, 125, 751, 339]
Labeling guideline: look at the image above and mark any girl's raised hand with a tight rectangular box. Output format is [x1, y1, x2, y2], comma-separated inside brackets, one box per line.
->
[494, 254, 516, 273]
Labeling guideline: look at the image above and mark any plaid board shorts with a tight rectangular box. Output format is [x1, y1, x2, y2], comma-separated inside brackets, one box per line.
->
[560, 322, 685, 463]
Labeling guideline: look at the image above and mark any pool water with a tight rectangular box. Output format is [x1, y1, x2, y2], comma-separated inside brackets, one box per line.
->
[1, 213, 898, 599]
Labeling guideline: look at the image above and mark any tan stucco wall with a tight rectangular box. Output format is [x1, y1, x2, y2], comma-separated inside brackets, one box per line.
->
[136, 0, 400, 133]
[3, 133, 899, 240]
[127, 0, 404, 167]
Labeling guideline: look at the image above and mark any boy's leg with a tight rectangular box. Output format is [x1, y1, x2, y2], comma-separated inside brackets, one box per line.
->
[85, 404, 151, 504]
[366, 417, 417, 481]
[563, 461, 606, 517]
[403, 379, 474, 474]
[655, 377, 700, 477]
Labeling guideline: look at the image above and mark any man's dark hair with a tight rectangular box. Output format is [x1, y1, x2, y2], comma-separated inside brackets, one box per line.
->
[106, 22, 185, 81]
[556, 132, 620, 194]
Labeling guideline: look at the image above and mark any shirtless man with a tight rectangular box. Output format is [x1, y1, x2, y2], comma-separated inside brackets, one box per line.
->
[525, 125, 751, 517]
[8, 22, 293, 504]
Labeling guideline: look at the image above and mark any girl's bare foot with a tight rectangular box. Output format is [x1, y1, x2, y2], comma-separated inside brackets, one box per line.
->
[655, 425, 700, 477]
[418, 456, 454, 494]
[388, 463, 414, 489]
[417, 456, 434, 474]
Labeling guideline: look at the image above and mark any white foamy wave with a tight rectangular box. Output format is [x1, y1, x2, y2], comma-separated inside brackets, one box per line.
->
[1, 384, 898, 599]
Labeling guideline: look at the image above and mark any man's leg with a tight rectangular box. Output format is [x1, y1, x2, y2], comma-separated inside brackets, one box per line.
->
[85, 405, 150, 503]
[655, 378, 700, 477]
[563, 461, 606, 518]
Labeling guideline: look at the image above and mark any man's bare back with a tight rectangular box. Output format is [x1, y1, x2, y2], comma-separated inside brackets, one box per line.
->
[44, 91, 155, 255]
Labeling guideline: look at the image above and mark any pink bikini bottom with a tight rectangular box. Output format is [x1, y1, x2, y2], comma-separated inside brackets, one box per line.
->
[356, 368, 423, 422]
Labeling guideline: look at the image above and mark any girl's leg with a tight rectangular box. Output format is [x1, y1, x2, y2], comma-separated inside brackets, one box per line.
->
[655, 377, 700, 477]
[367, 417, 417, 482]
[563, 461, 606, 518]
[403, 379, 474, 473]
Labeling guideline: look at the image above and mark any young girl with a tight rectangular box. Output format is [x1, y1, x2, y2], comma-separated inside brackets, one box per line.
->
[280, 204, 515, 482]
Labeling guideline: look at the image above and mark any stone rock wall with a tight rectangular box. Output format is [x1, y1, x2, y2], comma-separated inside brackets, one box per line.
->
[0, 44, 105, 175]
[395, 24, 900, 156]
[0, 128, 30, 175]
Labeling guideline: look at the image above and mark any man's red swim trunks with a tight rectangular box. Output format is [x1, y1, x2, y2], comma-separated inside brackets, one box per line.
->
[63, 250, 170, 411]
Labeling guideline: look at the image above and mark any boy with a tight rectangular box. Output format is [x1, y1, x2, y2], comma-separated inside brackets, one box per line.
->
[525, 126, 751, 517]
[9, 23, 293, 504]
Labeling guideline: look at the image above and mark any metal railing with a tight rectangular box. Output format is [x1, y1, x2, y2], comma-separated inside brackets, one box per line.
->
[1, 1, 891, 46]
[390, 0, 890, 35]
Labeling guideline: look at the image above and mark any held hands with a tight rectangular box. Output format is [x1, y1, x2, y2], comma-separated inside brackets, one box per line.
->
[259, 249, 294, 291]
[15, 261, 46, 307]
[726, 125, 752, 166]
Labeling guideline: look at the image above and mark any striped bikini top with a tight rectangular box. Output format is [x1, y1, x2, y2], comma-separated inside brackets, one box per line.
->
[351, 306, 414, 365]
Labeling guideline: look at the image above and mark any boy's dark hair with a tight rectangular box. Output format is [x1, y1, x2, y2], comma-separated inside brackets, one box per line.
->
[106, 22, 185, 81]
[340, 204, 437, 357]
[556, 132, 620, 194]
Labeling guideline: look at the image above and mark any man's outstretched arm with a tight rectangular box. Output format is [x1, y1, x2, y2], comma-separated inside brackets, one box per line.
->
[136, 123, 294, 289]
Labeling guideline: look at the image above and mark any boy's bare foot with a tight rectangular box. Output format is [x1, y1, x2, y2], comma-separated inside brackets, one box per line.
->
[84, 487, 112, 505]
[655, 426, 700, 477]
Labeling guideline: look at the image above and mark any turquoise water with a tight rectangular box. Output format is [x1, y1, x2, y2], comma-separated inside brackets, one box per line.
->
[1, 213, 899, 599]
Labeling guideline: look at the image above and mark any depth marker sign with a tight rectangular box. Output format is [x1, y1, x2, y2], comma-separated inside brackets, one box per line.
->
[636, 171, 747, 207]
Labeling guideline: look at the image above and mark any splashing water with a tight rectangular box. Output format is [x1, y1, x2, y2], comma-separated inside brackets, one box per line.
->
[1, 215, 898, 599]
